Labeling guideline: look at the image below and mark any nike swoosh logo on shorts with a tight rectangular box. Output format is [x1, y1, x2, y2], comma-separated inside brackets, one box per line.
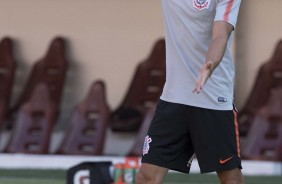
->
[219, 156, 234, 164]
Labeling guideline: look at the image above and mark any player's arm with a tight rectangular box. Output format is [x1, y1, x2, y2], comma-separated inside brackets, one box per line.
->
[193, 21, 233, 94]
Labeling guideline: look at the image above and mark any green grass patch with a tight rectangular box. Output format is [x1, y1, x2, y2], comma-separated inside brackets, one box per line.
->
[164, 173, 220, 184]
[0, 169, 65, 184]
[0, 169, 65, 179]
[0, 169, 281, 184]
[164, 173, 282, 184]
[0, 178, 64, 184]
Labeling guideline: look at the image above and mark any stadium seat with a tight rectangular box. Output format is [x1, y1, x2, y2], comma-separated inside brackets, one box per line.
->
[127, 104, 156, 156]
[278, 145, 282, 161]
[56, 80, 110, 155]
[238, 40, 282, 136]
[241, 88, 282, 161]
[5, 83, 57, 154]
[0, 37, 16, 128]
[10, 37, 68, 116]
[111, 39, 166, 132]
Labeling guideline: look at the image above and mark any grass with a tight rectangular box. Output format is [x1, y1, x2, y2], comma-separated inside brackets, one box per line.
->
[0, 169, 281, 184]
[0, 169, 65, 184]
[0, 178, 64, 184]
[164, 173, 282, 184]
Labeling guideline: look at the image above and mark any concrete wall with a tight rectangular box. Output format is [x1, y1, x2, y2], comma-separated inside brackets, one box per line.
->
[235, 0, 282, 108]
[0, 0, 164, 129]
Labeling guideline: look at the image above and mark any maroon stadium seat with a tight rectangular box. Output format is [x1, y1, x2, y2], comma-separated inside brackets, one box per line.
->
[111, 39, 166, 132]
[238, 40, 282, 136]
[127, 104, 156, 156]
[0, 37, 16, 128]
[5, 83, 56, 154]
[56, 80, 110, 155]
[278, 146, 282, 161]
[11, 37, 68, 115]
[241, 88, 282, 161]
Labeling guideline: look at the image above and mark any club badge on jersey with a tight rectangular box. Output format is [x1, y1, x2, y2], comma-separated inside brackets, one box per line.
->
[143, 135, 152, 156]
[193, 0, 211, 10]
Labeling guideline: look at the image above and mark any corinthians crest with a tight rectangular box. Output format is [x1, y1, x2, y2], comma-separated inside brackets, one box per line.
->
[193, 0, 211, 10]
[143, 135, 152, 156]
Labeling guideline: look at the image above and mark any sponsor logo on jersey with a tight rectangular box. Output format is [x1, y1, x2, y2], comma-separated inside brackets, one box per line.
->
[143, 135, 152, 156]
[218, 97, 227, 103]
[193, 0, 211, 10]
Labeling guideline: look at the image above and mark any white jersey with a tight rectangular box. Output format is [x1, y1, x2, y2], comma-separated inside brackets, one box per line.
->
[160, 0, 241, 110]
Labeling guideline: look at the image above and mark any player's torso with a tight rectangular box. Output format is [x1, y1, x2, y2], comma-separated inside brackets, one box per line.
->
[162, 0, 218, 24]
[161, 0, 218, 50]
[160, 0, 235, 110]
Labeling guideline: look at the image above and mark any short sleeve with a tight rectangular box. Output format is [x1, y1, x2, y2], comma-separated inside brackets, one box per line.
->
[214, 0, 241, 29]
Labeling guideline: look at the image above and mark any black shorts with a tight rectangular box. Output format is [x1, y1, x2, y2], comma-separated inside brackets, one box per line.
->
[141, 100, 242, 174]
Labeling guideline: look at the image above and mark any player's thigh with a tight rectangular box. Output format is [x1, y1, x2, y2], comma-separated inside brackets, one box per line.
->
[217, 168, 244, 184]
[136, 163, 168, 184]
[190, 107, 242, 173]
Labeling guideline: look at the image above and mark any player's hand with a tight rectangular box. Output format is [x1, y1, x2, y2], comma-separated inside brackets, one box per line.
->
[193, 61, 213, 94]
